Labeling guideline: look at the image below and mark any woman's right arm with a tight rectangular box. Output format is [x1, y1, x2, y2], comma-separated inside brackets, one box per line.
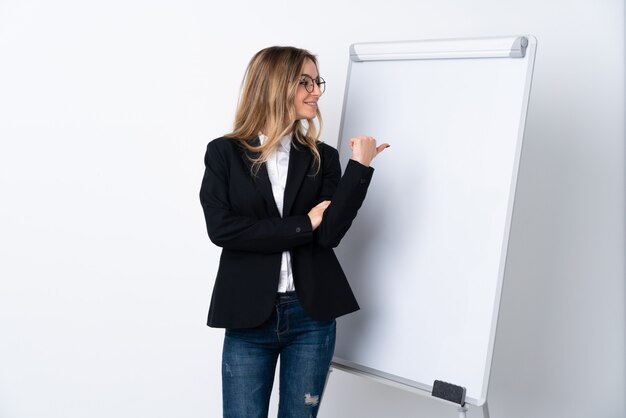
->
[199, 140, 314, 254]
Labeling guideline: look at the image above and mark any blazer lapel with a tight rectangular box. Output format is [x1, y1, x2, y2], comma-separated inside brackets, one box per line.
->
[241, 137, 281, 217]
[283, 141, 312, 217]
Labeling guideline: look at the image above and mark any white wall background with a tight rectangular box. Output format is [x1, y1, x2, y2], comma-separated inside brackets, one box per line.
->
[0, 1, 623, 418]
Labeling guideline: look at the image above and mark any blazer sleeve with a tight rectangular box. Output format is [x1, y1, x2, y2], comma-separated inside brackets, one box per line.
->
[314, 145, 374, 248]
[199, 140, 313, 254]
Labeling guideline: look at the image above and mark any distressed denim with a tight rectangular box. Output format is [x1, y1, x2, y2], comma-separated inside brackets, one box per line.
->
[222, 292, 336, 418]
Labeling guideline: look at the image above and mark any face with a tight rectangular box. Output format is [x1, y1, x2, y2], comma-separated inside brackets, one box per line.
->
[294, 58, 322, 120]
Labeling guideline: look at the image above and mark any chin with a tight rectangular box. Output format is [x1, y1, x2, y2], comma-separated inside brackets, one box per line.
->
[296, 113, 317, 121]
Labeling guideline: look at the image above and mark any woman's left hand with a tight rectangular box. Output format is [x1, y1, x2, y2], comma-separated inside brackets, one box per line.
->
[349, 136, 390, 167]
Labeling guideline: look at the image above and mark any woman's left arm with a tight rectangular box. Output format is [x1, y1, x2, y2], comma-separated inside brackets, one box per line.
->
[313, 146, 374, 248]
[315, 138, 389, 248]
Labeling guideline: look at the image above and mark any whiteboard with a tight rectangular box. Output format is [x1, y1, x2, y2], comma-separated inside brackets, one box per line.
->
[333, 36, 537, 406]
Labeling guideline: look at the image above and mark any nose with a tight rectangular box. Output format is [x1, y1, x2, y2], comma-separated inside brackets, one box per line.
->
[311, 82, 322, 96]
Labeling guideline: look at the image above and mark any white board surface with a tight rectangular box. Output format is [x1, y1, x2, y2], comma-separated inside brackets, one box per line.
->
[333, 36, 536, 406]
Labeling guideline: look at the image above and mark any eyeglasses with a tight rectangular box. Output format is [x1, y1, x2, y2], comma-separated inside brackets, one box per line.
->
[298, 75, 326, 94]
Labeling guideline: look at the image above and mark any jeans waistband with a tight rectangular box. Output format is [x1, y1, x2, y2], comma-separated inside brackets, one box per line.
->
[276, 291, 297, 303]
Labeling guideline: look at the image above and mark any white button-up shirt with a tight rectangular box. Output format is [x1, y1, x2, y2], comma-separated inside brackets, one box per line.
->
[259, 134, 295, 292]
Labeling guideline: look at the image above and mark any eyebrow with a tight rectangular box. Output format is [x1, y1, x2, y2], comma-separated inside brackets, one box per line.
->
[300, 73, 320, 78]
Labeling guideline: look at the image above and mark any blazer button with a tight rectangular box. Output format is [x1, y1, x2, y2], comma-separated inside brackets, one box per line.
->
[360, 178, 367, 184]
[296, 227, 302, 233]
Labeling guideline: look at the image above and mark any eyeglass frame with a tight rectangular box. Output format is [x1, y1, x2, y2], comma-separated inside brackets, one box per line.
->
[298, 75, 326, 94]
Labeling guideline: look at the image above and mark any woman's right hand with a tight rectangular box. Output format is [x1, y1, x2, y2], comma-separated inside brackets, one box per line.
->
[308, 200, 331, 230]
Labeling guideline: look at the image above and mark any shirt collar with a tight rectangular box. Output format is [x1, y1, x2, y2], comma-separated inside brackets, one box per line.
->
[259, 133, 292, 152]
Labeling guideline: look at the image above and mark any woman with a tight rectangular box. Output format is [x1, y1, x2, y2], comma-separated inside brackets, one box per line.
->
[199, 46, 388, 418]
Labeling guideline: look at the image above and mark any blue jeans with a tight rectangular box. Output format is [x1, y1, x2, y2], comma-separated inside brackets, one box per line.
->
[222, 292, 336, 418]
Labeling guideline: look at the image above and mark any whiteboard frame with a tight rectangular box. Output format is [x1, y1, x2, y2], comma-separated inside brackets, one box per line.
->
[332, 35, 537, 407]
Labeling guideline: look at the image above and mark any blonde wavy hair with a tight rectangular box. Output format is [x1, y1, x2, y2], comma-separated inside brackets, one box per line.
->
[225, 46, 323, 174]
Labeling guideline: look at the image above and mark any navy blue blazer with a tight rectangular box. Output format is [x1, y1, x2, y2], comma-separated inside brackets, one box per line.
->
[199, 136, 374, 328]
